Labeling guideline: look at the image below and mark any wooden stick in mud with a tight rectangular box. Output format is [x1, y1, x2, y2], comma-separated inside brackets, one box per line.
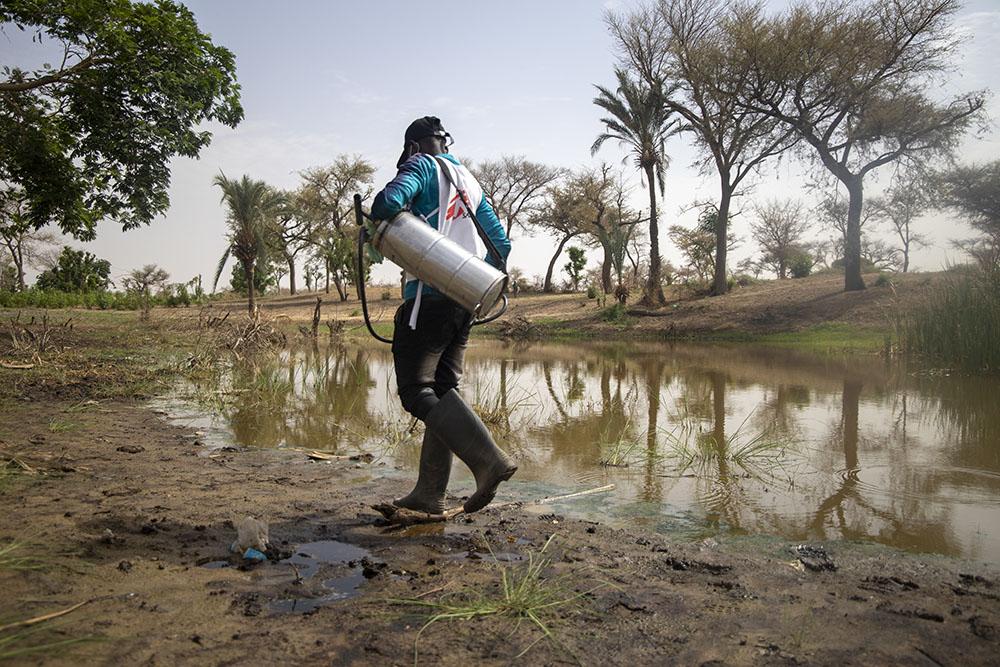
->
[372, 484, 616, 526]
[0, 600, 90, 633]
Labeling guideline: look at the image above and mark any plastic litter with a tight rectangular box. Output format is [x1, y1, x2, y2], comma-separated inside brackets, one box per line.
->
[231, 516, 269, 554]
[242, 548, 267, 563]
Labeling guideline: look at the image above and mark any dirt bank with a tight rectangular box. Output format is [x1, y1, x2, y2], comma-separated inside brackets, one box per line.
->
[209, 270, 937, 343]
[1, 314, 998, 665]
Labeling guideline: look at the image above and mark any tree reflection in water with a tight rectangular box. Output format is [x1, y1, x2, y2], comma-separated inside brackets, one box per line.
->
[185, 339, 1000, 564]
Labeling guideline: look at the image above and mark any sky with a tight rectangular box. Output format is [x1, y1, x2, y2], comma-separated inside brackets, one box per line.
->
[5, 0, 1000, 289]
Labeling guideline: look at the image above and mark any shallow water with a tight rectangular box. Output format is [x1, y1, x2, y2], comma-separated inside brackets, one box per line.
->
[158, 339, 1000, 566]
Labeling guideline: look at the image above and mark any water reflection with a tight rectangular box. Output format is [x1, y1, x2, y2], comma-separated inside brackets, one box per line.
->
[174, 339, 1000, 565]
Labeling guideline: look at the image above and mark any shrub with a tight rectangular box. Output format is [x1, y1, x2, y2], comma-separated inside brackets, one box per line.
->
[586, 285, 598, 299]
[601, 302, 630, 324]
[789, 249, 814, 278]
[873, 272, 893, 287]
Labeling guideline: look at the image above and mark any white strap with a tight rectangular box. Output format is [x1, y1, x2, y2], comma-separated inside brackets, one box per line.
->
[408, 281, 423, 329]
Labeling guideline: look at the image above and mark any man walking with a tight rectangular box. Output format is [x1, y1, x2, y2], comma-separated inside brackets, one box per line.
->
[371, 116, 515, 515]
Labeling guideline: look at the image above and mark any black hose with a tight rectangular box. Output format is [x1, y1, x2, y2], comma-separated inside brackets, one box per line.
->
[354, 194, 507, 344]
[355, 196, 394, 345]
[473, 293, 508, 325]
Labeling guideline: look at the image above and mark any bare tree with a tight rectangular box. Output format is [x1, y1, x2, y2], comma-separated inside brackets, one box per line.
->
[0, 188, 59, 291]
[750, 199, 810, 278]
[468, 156, 563, 237]
[608, 0, 796, 296]
[729, 0, 985, 291]
[270, 190, 312, 294]
[669, 204, 737, 283]
[881, 174, 930, 272]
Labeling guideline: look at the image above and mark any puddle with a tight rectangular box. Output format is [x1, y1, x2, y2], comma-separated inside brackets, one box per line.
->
[160, 339, 1000, 565]
[268, 540, 371, 614]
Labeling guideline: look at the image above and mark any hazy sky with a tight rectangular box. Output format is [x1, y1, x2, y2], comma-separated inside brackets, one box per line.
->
[7, 0, 1000, 288]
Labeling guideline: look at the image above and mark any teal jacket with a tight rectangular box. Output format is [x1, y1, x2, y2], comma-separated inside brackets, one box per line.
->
[371, 153, 510, 301]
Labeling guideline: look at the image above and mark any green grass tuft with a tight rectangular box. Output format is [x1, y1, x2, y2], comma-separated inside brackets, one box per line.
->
[390, 535, 603, 663]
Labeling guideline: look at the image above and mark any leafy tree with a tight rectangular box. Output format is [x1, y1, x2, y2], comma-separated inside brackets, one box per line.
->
[468, 156, 564, 236]
[593, 68, 682, 306]
[123, 264, 169, 321]
[298, 155, 375, 300]
[35, 246, 111, 291]
[0, 256, 17, 291]
[750, 199, 810, 279]
[729, 0, 984, 291]
[212, 174, 284, 314]
[530, 178, 591, 292]
[608, 0, 796, 296]
[935, 161, 1000, 273]
[1, 187, 58, 290]
[788, 247, 815, 278]
[563, 247, 587, 292]
[0, 0, 242, 239]
[229, 256, 278, 296]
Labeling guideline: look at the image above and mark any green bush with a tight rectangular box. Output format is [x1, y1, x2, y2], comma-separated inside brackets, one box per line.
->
[900, 267, 1000, 372]
[0, 288, 141, 310]
[873, 272, 893, 287]
[586, 285, 598, 299]
[789, 249, 814, 278]
[601, 302, 630, 324]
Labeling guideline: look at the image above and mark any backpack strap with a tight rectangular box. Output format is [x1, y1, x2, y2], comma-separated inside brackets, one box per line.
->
[433, 156, 507, 274]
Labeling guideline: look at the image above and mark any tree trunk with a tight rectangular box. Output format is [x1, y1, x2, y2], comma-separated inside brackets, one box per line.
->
[287, 257, 297, 295]
[332, 274, 347, 301]
[244, 261, 256, 315]
[15, 261, 25, 292]
[601, 241, 613, 294]
[544, 232, 578, 292]
[711, 179, 732, 296]
[644, 164, 666, 305]
[324, 264, 330, 294]
[902, 240, 910, 273]
[844, 179, 866, 291]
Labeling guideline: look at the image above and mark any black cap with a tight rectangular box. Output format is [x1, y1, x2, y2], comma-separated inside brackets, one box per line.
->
[404, 116, 448, 143]
[397, 116, 451, 168]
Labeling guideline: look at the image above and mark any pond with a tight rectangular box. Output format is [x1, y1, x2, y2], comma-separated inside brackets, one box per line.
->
[159, 338, 1000, 566]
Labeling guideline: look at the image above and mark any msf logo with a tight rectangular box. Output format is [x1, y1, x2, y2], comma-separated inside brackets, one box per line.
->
[445, 192, 469, 222]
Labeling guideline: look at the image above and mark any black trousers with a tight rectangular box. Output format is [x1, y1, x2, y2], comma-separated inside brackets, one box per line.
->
[392, 296, 472, 421]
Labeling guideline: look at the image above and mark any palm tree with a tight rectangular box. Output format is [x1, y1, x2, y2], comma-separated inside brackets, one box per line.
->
[212, 173, 284, 314]
[592, 68, 680, 307]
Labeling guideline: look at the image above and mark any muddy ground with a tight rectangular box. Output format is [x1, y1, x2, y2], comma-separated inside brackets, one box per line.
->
[1, 313, 999, 665]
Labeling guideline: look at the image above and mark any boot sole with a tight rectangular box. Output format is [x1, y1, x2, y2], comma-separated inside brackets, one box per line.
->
[463, 466, 517, 514]
[392, 498, 448, 516]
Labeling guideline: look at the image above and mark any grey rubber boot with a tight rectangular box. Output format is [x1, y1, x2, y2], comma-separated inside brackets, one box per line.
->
[425, 389, 517, 513]
[393, 429, 452, 515]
